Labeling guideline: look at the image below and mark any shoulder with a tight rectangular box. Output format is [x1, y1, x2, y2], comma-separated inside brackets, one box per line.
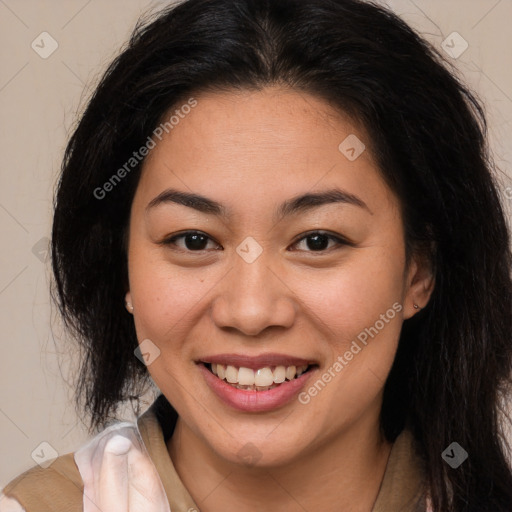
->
[1, 452, 83, 512]
[0, 421, 141, 512]
[2, 418, 171, 512]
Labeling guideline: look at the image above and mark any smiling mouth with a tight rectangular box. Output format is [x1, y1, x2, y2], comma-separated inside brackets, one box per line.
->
[202, 362, 316, 391]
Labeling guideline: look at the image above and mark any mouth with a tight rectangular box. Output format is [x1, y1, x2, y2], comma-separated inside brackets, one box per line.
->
[195, 353, 319, 413]
[196, 354, 319, 412]
[203, 362, 315, 391]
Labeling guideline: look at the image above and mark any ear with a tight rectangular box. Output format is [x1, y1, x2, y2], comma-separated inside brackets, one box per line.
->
[125, 291, 134, 314]
[403, 251, 435, 320]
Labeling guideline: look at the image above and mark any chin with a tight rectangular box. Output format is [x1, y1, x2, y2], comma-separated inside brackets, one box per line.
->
[202, 425, 315, 469]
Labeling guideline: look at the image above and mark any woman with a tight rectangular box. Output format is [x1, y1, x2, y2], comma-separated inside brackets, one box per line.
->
[2, 0, 511, 510]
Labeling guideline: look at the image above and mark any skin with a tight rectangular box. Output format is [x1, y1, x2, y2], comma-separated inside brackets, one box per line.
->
[125, 86, 434, 512]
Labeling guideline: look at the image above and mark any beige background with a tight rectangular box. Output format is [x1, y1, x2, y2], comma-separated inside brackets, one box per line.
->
[1, 0, 511, 487]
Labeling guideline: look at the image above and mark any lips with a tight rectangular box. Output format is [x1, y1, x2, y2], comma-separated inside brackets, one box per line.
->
[197, 353, 318, 412]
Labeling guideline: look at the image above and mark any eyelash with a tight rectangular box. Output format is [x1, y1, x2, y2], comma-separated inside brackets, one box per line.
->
[159, 230, 352, 254]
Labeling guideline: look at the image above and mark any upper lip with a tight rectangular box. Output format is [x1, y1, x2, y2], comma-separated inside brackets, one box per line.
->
[198, 353, 316, 370]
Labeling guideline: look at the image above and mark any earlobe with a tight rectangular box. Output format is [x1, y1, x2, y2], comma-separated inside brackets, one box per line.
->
[404, 256, 435, 319]
[125, 291, 134, 314]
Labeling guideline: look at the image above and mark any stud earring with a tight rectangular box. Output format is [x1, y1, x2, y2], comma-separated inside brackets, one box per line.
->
[413, 303, 422, 310]
[126, 301, 134, 312]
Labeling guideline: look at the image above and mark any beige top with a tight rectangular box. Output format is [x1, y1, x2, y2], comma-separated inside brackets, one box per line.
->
[0, 394, 429, 511]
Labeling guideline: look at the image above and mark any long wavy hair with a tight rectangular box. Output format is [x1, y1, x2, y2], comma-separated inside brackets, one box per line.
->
[51, 0, 512, 509]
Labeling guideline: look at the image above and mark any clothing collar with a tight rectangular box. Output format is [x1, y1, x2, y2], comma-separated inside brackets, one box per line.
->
[137, 394, 427, 512]
[136, 394, 198, 512]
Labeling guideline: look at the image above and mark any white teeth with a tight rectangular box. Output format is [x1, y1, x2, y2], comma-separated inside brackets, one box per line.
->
[254, 367, 274, 387]
[296, 365, 307, 377]
[285, 365, 297, 380]
[273, 366, 286, 383]
[225, 365, 238, 383]
[238, 367, 255, 386]
[208, 362, 309, 389]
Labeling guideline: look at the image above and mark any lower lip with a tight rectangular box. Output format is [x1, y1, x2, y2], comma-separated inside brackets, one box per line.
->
[198, 363, 316, 412]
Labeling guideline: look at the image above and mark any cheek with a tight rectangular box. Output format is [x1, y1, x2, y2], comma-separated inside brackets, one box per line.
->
[292, 251, 405, 429]
[299, 248, 406, 336]
[127, 245, 206, 348]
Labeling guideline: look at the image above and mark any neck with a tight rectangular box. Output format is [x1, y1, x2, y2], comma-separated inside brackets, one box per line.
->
[167, 412, 392, 512]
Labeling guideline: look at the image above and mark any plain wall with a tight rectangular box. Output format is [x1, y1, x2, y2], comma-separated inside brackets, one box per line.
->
[1, 0, 511, 487]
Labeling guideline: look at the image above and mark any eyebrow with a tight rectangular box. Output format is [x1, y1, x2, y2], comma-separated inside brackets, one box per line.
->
[146, 187, 372, 220]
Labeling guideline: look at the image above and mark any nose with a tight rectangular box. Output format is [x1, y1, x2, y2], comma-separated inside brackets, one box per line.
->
[210, 252, 297, 337]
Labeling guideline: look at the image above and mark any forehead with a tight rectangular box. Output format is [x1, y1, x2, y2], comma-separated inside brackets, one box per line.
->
[153, 86, 368, 153]
[134, 86, 395, 217]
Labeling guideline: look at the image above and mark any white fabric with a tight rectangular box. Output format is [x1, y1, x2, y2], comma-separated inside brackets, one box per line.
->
[74, 421, 171, 512]
[0, 493, 26, 512]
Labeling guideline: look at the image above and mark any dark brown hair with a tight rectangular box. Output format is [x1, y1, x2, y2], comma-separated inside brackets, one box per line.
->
[51, 1, 512, 510]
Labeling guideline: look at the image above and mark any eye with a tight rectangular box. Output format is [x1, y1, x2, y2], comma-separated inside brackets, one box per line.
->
[290, 231, 351, 252]
[159, 230, 351, 253]
[160, 231, 220, 252]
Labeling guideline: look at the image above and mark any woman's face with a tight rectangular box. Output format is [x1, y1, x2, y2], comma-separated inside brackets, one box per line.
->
[126, 86, 432, 467]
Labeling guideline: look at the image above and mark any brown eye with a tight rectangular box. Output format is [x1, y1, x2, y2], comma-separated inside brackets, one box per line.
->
[161, 231, 220, 251]
[291, 231, 350, 253]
